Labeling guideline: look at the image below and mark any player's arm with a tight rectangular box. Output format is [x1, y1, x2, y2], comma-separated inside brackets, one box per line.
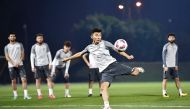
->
[46, 44, 52, 69]
[4, 46, 15, 65]
[162, 45, 168, 72]
[63, 51, 86, 62]
[64, 60, 71, 78]
[63, 47, 88, 62]
[30, 46, 36, 72]
[117, 51, 134, 60]
[175, 46, 179, 71]
[82, 53, 91, 67]
[18, 43, 25, 65]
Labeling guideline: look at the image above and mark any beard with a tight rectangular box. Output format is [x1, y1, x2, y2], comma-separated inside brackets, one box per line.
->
[37, 41, 43, 45]
[10, 39, 16, 42]
[169, 40, 175, 43]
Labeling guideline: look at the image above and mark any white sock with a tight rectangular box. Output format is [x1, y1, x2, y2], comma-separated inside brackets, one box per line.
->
[104, 101, 110, 108]
[13, 90, 18, 97]
[179, 88, 182, 95]
[49, 88, 53, 95]
[37, 89, 42, 96]
[89, 89, 92, 94]
[162, 89, 167, 95]
[65, 89, 69, 95]
[24, 89, 28, 97]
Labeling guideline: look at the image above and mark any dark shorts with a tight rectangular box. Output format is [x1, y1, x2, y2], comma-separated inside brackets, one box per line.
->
[8, 66, 26, 80]
[163, 67, 179, 79]
[34, 65, 51, 79]
[101, 62, 133, 84]
[89, 68, 101, 82]
[52, 66, 69, 83]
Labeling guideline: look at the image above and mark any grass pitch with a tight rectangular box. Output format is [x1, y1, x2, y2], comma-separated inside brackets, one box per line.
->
[0, 82, 189, 109]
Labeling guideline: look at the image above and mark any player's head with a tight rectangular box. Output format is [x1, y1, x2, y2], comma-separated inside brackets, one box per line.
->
[63, 41, 71, 52]
[8, 33, 16, 42]
[167, 33, 176, 43]
[35, 33, 44, 44]
[91, 28, 102, 44]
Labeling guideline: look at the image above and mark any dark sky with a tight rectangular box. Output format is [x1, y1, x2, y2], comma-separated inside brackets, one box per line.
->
[1, 0, 190, 61]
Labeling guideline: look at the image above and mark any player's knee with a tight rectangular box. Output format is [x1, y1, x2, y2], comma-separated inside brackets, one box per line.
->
[101, 82, 109, 90]
[12, 79, 17, 84]
[21, 78, 27, 83]
[175, 77, 180, 81]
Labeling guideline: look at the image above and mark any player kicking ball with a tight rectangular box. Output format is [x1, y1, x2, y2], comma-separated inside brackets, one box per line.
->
[63, 28, 144, 109]
[4, 33, 31, 100]
[162, 33, 187, 97]
[30, 33, 55, 100]
[51, 41, 72, 98]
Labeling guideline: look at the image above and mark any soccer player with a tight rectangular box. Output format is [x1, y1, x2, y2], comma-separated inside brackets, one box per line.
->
[63, 28, 144, 109]
[162, 33, 187, 97]
[4, 33, 31, 100]
[82, 53, 102, 97]
[30, 33, 55, 99]
[51, 41, 72, 98]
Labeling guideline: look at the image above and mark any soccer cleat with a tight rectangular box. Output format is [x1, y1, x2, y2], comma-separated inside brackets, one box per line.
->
[179, 93, 188, 97]
[103, 106, 112, 109]
[24, 95, 32, 100]
[136, 67, 145, 73]
[88, 94, 92, 97]
[49, 95, 56, 99]
[13, 96, 18, 100]
[65, 94, 71, 98]
[37, 95, 43, 100]
[163, 93, 169, 98]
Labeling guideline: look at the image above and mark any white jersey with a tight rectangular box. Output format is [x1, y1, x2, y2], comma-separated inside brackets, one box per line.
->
[4, 42, 24, 68]
[81, 40, 117, 72]
[30, 43, 52, 68]
[162, 43, 178, 67]
[51, 49, 72, 74]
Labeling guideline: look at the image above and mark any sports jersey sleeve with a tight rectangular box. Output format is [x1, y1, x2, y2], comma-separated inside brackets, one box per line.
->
[46, 44, 52, 65]
[4, 46, 8, 55]
[65, 51, 72, 74]
[51, 64, 56, 74]
[175, 45, 178, 66]
[80, 46, 88, 54]
[20, 43, 24, 52]
[55, 50, 61, 59]
[162, 44, 167, 67]
[30, 45, 36, 68]
[104, 40, 118, 51]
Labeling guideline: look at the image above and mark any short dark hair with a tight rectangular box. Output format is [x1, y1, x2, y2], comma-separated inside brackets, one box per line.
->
[64, 41, 71, 47]
[9, 32, 16, 37]
[91, 28, 102, 34]
[36, 33, 44, 37]
[167, 33, 175, 38]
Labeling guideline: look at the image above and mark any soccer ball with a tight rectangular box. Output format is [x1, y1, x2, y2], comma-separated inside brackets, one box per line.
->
[114, 39, 128, 51]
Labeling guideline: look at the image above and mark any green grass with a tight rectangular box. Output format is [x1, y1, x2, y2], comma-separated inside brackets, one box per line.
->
[0, 82, 190, 109]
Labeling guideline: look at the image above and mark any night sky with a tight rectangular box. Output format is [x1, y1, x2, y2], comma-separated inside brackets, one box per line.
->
[1, 0, 190, 61]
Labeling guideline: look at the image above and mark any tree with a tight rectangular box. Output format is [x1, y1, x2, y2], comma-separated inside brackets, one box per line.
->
[73, 14, 163, 61]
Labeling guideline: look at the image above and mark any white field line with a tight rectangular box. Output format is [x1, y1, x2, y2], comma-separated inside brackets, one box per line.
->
[0, 105, 190, 108]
